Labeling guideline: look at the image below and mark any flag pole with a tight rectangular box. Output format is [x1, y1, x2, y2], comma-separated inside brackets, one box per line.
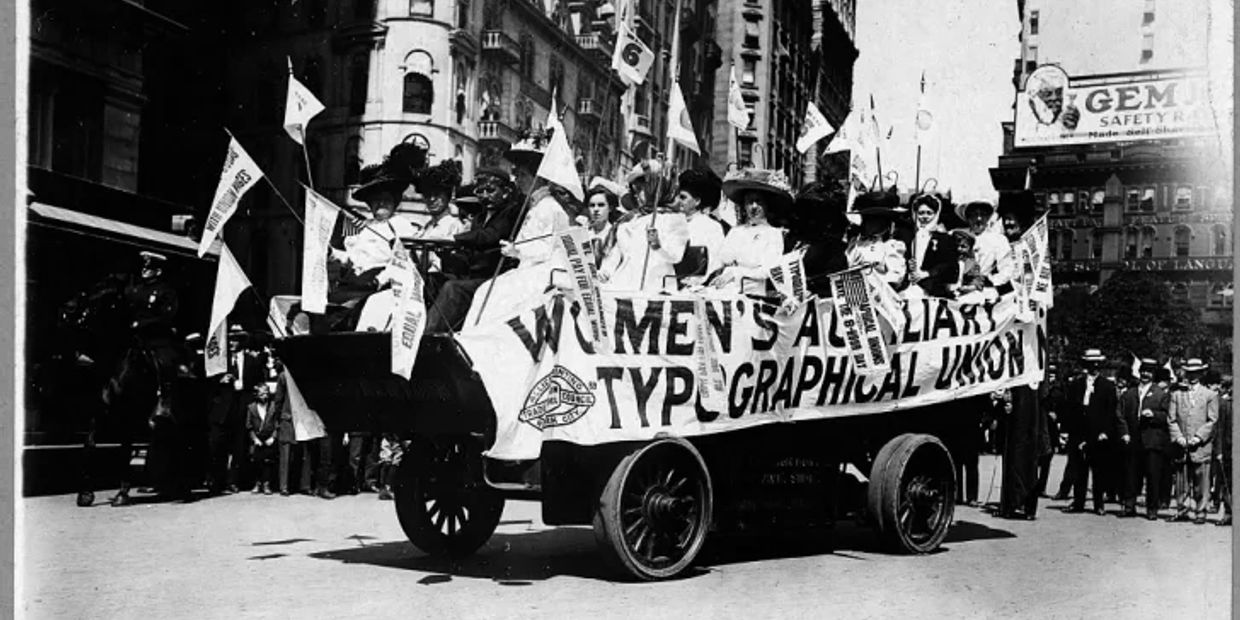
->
[638, 0, 682, 291]
[223, 127, 304, 226]
[914, 145, 921, 193]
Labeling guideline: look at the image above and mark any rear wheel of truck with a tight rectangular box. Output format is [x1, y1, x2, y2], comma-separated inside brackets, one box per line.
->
[394, 435, 505, 558]
[867, 433, 955, 554]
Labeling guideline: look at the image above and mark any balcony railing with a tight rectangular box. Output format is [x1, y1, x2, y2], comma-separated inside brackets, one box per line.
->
[481, 30, 521, 66]
[478, 120, 519, 146]
[575, 33, 613, 63]
[577, 98, 600, 120]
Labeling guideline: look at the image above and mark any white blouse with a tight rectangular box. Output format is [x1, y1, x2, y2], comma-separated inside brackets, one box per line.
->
[715, 224, 784, 295]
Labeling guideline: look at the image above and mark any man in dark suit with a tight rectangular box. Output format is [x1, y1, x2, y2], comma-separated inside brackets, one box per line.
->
[1064, 348, 1123, 514]
[1120, 359, 1172, 520]
[425, 170, 520, 333]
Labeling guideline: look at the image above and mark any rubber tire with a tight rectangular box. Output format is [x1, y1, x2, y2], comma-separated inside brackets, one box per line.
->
[393, 437, 505, 558]
[592, 438, 713, 581]
[867, 433, 955, 554]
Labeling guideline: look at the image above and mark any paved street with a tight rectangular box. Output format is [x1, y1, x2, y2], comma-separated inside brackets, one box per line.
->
[20, 455, 1231, 619]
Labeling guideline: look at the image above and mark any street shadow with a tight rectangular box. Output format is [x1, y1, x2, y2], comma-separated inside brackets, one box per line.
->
[252, 538, 314, 547]
[942, 520, 1017, 544]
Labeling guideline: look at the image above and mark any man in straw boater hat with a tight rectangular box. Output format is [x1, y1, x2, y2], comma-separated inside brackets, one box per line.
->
[1167, 357, 1219, 524]
[424, 168, 520, 332]
[709, 167, 794, 295]
[1116, 358, 1172, 520]
[1062, 348, 1121, 515]
[463, 127, 575, 327]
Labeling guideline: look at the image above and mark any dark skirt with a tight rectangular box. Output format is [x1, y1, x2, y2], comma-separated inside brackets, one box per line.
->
[1001, 385, 1051, 515]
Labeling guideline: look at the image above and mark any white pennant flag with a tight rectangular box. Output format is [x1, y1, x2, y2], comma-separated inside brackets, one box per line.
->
[795, 102, 835, 154]
[200, 138, 263, 257]
[389, 248, 427, 380]
[284, 57, 325, 145]
[205, 245, 253, 377]
[914, 71, 934, 146]
[666, 80, 701, 155]
[610, 22, 654, 85]
[727, 66, 750, 130]
[824, 110, 856, 154]
[547, 88, 563, 132]
[536, 125, 585, 201]
[300, 187, 340, 314]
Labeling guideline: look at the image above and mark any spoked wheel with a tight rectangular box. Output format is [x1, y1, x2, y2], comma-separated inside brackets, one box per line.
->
[393, 435, 505, 558]
[593, 438, 713, 581]
[867, 433, 955, 554]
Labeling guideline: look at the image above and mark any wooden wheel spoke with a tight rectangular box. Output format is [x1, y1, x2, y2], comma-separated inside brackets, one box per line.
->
[668, 475, 688, 494]
[631, 525, 650, 555]
[447, 512, 458, 537]
[434, 509, 448, 531]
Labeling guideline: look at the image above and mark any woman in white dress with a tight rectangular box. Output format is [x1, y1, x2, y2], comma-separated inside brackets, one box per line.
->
[710, 168, 793, 296]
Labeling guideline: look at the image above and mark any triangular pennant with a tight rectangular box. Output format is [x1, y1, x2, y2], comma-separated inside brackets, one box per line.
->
[284, 57, 326, 145]
[205, 245, 254, 377]
[200, 137, 263, 257]
[536, 127, 585, 201]
[727, 66, 751, 130]
[666, 81, 701, 155]
[795, 102, 834, 154]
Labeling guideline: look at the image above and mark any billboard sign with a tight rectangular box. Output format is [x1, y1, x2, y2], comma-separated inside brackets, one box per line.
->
[1015, 66, 1214, 147]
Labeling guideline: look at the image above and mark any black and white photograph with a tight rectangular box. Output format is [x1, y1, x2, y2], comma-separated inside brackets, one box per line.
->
[13, 0, 1236, 617]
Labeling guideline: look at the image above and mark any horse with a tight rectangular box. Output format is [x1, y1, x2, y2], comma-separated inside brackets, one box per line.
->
[60, 275, 187, 507]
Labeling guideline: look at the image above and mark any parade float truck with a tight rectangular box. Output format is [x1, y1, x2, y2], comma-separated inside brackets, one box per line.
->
[277, 281, 1045, 581]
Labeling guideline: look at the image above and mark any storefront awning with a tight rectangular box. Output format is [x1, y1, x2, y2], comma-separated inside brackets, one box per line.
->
[27, 202, 220, 258]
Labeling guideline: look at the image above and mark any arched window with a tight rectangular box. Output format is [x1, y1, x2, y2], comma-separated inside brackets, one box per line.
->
[1060, 191, 1075, 216]
[1141, 226, 1156, 258]
[403, 73, 433, 114]
[1124, 227, 1139, 259]
[1212, 224, 1228, 256]
[1174, 226, 1191, 257]
[343, 136, 361, 185]
[456, 0, 470, 28]
[1091, 229, 1103, 259]
[348, 53, 369, 115]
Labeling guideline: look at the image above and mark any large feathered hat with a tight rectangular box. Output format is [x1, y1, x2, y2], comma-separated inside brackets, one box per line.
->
[721, 167, 794, 214]
[505, 127, 551, 170]
[678, 167, 723, 210]
[416, 160, 463, 196]
[996, 190, 1039, 227]
[352, 142, 428, 203]
[793, 178, 850, 231]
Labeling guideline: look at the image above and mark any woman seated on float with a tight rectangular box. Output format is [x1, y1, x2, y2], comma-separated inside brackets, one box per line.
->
[597, 174, 689, 293]
[903, 193, 959, 299]
[955, 200, 1015, 300]
[845, 189, 908, 290]
[707, 168, 792, 296]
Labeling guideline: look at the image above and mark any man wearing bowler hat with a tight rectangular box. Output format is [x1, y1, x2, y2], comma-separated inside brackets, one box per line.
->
[1063, 348, 1122, 514]
[1167, 358, 1219, 524]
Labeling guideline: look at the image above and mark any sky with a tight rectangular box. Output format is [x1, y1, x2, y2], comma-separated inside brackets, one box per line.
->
[852, 0, 1021, 203]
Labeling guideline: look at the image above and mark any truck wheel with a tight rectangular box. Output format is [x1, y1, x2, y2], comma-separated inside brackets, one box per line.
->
[593, 438, 713, 581]
[393, 435, 505, 558]
[867, 433, 955, 554]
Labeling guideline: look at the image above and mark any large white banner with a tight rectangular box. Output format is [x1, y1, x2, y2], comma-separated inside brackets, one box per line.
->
[300, 188, 340, 314]
[200, 138, 263, 257]
[458, 291, 1045, 460]
[1015, 66, 1213, 147]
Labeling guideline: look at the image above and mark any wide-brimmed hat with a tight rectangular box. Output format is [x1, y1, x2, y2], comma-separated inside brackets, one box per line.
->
[955, 200, 995, 223]
[352, 142, 427, 203]
[997, 190, 1038, 227]
[853, 188, 905, 219]
[722, 167, 794, 214]
[1080, 348, 1106, 363]
[793, 179, 850, 230]
[1181, 358, 1209, 372]
[505, 128, 551, 170]
[415, 160, 463, 197]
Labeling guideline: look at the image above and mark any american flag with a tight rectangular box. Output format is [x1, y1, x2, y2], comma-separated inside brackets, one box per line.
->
[340, 208, 368, 236]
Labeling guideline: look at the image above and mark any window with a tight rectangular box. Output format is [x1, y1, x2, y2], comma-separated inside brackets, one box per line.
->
[548, 57, 564, 100]
[1058, 230, 1074, 260]
[1061, 191, 1075, 216]
[738, 139, 753, 166]
[1140, 187, 1156, 212]
[1211, 283, 1234, 308]
[1141, 33, 1153, 62]
[344, 136, 361, 185]
[1028, 46, 1038, 64]
[1091, 230, 1104, 259]
[403, 73, 433, 114]
[349, 53, 369, 115]
[519, 34, 535, 80]
[1029, 10, 1039, 35]
[456, 0, 469, 28]
[743, 19, 761, 48]
[1171, 282, 1189, 305]
[355, 0, 375, 19]
[1124, 227, 1140, 259]
[1174, 226, 1191, 257]
[1048, 230, 1061, 260]
[1091, 190, 1105, 213]
[1213, 224, 1228, 255]
[1047, 192, 1059, 211]
[742, 58, 756, 85]
[1125, 188, 1141, 211]
[1174, 186, 1193, 210]
[411, 0, 433, 16]
[1141, 226, 1156, 257]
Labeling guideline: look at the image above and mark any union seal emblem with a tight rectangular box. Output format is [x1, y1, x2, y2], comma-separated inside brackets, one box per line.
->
[519, 365, 597, 430]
